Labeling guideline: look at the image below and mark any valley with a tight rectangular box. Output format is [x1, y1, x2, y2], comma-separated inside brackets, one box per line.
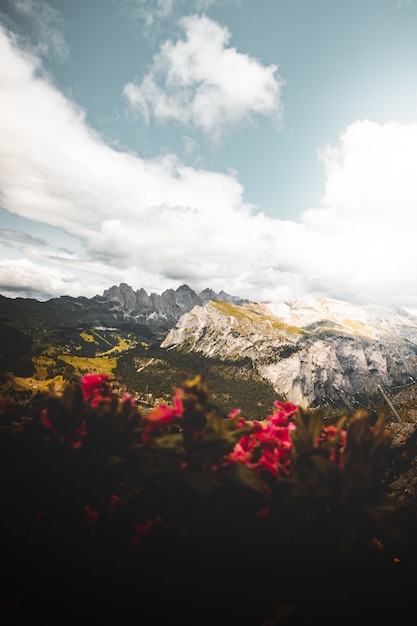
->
[0, 319, 278, 420]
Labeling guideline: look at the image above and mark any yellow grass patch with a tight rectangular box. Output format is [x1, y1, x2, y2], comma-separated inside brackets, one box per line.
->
[212, 301, 302, 334]
[9, 374, 66, 394]
[97, 337, 137, 356]
[80, 331, 98, 344]
[58, 355, 117, 377]
[33, 356, 56, 378]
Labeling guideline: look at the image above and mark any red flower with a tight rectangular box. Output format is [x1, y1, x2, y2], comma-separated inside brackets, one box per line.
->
[142, 398, 183, 445]
[41, 408, 53, 431]
[124, 520, 154, 557]
[80, 373, 110, 400]
[267, 401, 298, 425]
[229, 439, 254, 465]
[121, 392, 136, 406]
[317, 425, 347, 467]
[228, 402, 297, 478]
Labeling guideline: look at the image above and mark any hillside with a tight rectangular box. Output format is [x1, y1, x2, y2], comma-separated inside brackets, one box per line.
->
[0, 287, 275, 420]
[162, 297, 417, 413]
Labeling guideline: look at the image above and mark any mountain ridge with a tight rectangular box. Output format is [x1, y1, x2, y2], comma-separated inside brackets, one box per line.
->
[161, 298, 417, 408]
[0, 282, 248, 334]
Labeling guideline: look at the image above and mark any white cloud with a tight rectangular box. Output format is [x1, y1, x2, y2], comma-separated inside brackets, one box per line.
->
[317, 120, 417, 217]
[7, 0, 69, 61]
[123, 14, 284, 143]
[1, 24, 417, 313]
[0, 258, 104, 300]
[298, 119, 417, 307]
[117, 0, 229, 28]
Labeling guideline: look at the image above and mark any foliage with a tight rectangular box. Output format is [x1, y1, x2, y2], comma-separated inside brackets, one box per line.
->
[115, 344, 280, 418]
[0, 373, 414, 625]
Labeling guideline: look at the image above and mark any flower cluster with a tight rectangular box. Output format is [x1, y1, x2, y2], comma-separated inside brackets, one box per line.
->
[141, 385, 183, 444]
[228, 400, 299, 477]
[80, 372, 112, 401]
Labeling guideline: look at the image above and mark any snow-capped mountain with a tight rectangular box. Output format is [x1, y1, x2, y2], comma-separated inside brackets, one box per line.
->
[161, 297, 417, 408]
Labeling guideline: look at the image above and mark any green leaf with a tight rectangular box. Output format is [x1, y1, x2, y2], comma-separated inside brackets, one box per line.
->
[219, 462, 270, 500]
[182, 466, 219, 496]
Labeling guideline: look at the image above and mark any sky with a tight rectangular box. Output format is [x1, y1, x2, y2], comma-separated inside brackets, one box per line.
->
[1, 0, 417, 313]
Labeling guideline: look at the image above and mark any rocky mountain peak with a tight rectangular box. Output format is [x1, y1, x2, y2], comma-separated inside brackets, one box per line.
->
[98, 283, 245, 329]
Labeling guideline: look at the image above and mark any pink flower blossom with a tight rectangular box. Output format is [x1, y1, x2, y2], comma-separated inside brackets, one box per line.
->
[267, 401, 298, 426]
[142, 399, 183, 445]
[317, 425, 347, 467]
[121, 392, 136, 405]
[227, 402, 298, 479]
[229, 441, 253, 465]
[80, 373, 110, 400]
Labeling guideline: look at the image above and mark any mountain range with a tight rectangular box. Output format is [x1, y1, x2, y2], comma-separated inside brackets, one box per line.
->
[0, 283, 246, 335]
[161, 296, 417, 408]
[1, 283, 417, 413]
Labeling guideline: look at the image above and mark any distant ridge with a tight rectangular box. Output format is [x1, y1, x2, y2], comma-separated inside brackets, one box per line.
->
[100, 282, 248, 325]
[0, 283, 249, 334]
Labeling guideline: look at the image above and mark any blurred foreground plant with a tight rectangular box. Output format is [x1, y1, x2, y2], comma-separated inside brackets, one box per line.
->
[0, 373, 411, 625]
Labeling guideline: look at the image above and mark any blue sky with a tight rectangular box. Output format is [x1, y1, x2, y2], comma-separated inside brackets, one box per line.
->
[1, 0, 417, 312]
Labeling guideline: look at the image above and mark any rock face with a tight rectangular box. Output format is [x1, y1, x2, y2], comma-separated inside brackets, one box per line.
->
[161, 297, 417, 408]
[13, 283, 249, 332]
[0, 283, 247, 341]
[98, 283, 247, 327]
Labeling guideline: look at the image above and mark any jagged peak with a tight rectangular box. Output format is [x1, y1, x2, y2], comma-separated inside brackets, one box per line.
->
[101, 283, 245, 306]
[176, 284, 195, 293]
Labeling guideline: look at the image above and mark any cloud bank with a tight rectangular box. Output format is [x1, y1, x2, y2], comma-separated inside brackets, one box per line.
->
[0, 22, 417, 312]
[123, 15, 284, 143]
